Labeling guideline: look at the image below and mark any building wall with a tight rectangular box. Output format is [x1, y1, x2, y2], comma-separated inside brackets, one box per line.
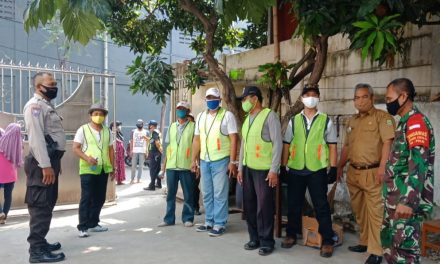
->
[175, 24, 440, 208]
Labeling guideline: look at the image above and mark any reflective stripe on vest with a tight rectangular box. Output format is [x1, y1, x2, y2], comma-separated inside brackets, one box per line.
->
[287, 113, 329, 171]
[79, 124, 113, 175]
[166, 121, 195, 170]
[199, 107, 230, 161]
[242, 108, 273, 170]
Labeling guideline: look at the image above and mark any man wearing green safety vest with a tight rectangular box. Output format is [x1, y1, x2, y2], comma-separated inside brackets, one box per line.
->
[157, 101, 196, 227]
[236, 86, 282, 256]
[73, 103, 114, 238]
[191, 87, 238, 237]
[281, 84, 338, 258]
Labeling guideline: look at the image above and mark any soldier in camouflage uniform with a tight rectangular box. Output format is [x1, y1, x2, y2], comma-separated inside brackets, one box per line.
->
[381, 78, 435, 264]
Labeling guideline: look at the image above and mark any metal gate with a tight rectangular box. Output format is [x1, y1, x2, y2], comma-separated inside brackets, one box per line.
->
[0, 60, 117, 209]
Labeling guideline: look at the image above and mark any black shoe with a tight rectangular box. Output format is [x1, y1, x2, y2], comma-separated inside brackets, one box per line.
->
[365, 254, 383, 264]
[244, 241, 260, 250]
[155, 184, 162, 189]
[29, 250, 65, 263]
[143, 186, 155, 191]
[45, 242, 61, 252]
[348, 245, 367, 253]
[194, 210, 201, 216]
[258, 247, 274, 256]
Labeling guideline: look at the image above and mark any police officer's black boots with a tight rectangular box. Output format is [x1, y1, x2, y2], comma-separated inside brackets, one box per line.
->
[29, 248, 65, 263]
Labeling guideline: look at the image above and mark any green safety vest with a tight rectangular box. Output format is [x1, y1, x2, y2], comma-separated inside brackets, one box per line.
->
[287, 113, 329, 171]
[166, 121, 195, 170]
[79, 124, 113, 175]
[199, 107, 230, 161]
[242, 108, 273, 170]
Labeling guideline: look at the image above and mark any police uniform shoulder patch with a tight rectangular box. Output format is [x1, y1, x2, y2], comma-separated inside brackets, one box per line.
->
[31, 105, 42, 117]
[386, 119, 393, 126]
[406, 114, 429, 149]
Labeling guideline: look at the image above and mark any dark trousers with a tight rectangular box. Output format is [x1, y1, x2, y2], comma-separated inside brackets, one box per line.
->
[193, 172, 200, 211]
[0, 182, 15, 216]
[24, 154, 62, 251]
[286, 168, 334, 245]
[77, 170, 109, 231]
[149, 153, 161, 189]
[243, 166, 275, 248]
[163, 169, 195, 224]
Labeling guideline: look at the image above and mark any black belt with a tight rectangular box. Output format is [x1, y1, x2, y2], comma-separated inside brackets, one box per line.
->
[350, 163, 380, 170]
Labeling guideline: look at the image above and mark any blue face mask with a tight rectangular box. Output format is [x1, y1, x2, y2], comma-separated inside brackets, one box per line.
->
[206, 99, 220, 110]
[176, 109, 187, 119]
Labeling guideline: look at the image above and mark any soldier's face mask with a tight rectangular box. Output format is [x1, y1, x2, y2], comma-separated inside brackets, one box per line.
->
[386, 94, 407, 116]
[40, 85, 58, 100]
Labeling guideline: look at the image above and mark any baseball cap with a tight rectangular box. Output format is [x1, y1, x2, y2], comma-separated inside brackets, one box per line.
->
[237, 86, 262, 100]
[136, 119, 143, 125]
[176, 101, 190, 109]
[301, 84, 320, 96]
[206, 87, 221, 98]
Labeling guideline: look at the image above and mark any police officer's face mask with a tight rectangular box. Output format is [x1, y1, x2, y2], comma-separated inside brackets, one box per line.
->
[40, 85, 58, 100]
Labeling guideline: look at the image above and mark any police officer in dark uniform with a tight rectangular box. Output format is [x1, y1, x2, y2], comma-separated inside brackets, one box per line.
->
[144, 120, 163, 190]
[23, 72, 66, 263]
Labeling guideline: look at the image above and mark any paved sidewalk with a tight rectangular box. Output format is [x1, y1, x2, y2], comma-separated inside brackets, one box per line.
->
[0, 180, 436, 264]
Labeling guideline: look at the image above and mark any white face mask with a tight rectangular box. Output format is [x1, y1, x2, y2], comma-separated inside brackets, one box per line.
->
[302, 96, 319, 108]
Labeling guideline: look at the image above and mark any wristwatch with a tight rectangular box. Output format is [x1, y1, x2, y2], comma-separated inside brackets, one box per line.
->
[230, 161, 239, 165]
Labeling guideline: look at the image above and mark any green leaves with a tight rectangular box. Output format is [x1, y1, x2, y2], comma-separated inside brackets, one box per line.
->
[257, 61, 294, 90]
[184, 58, 208, 95]
[24, 0, 106, 45]
[351, 14, 402, 62]
[60, 6, 103, 45]
[126, 55, 175, 104]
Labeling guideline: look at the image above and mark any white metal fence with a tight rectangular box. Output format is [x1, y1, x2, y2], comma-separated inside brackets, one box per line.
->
[0, 59, 116, 114]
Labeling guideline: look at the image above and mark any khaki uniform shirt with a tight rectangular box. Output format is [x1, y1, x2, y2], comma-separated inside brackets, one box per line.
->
[24, 93, 66, 168]
[344, 107, 395, 165]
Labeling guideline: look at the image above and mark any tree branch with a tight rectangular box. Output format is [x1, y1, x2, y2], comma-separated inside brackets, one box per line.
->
[411, 19, 440, 25]
[289, 61, 315, 88]
[177, 0, 241, 124]
[288, 48, 316, 82]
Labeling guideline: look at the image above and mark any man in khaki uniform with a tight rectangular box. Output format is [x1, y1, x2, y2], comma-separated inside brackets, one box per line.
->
[337, 83, 395, 264]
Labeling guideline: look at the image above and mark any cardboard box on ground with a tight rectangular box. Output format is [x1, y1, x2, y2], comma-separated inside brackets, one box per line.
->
[302, 216, 344, 249]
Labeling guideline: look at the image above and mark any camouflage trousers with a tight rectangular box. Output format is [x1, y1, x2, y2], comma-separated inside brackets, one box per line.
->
[381, 208, 423, 264]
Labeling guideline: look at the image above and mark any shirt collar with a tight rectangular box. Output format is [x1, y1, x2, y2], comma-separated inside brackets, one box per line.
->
[355, 107, 376, 118]
[300, 110, 320, 120]
[177, 120, 189, 128]
[34, 93, 53, 107]
[399, 105, 419, 124]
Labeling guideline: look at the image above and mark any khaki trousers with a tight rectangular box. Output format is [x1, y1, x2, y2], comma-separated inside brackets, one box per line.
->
[347, 166, 384, 256]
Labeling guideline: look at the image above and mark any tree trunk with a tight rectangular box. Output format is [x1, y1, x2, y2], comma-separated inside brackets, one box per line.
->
[308, 35, 329, 85]
[178, 0, 242, 125]
[270, 89, 282, 112]
[160, 99, 167, 136]
[281, 97, 303, 133]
